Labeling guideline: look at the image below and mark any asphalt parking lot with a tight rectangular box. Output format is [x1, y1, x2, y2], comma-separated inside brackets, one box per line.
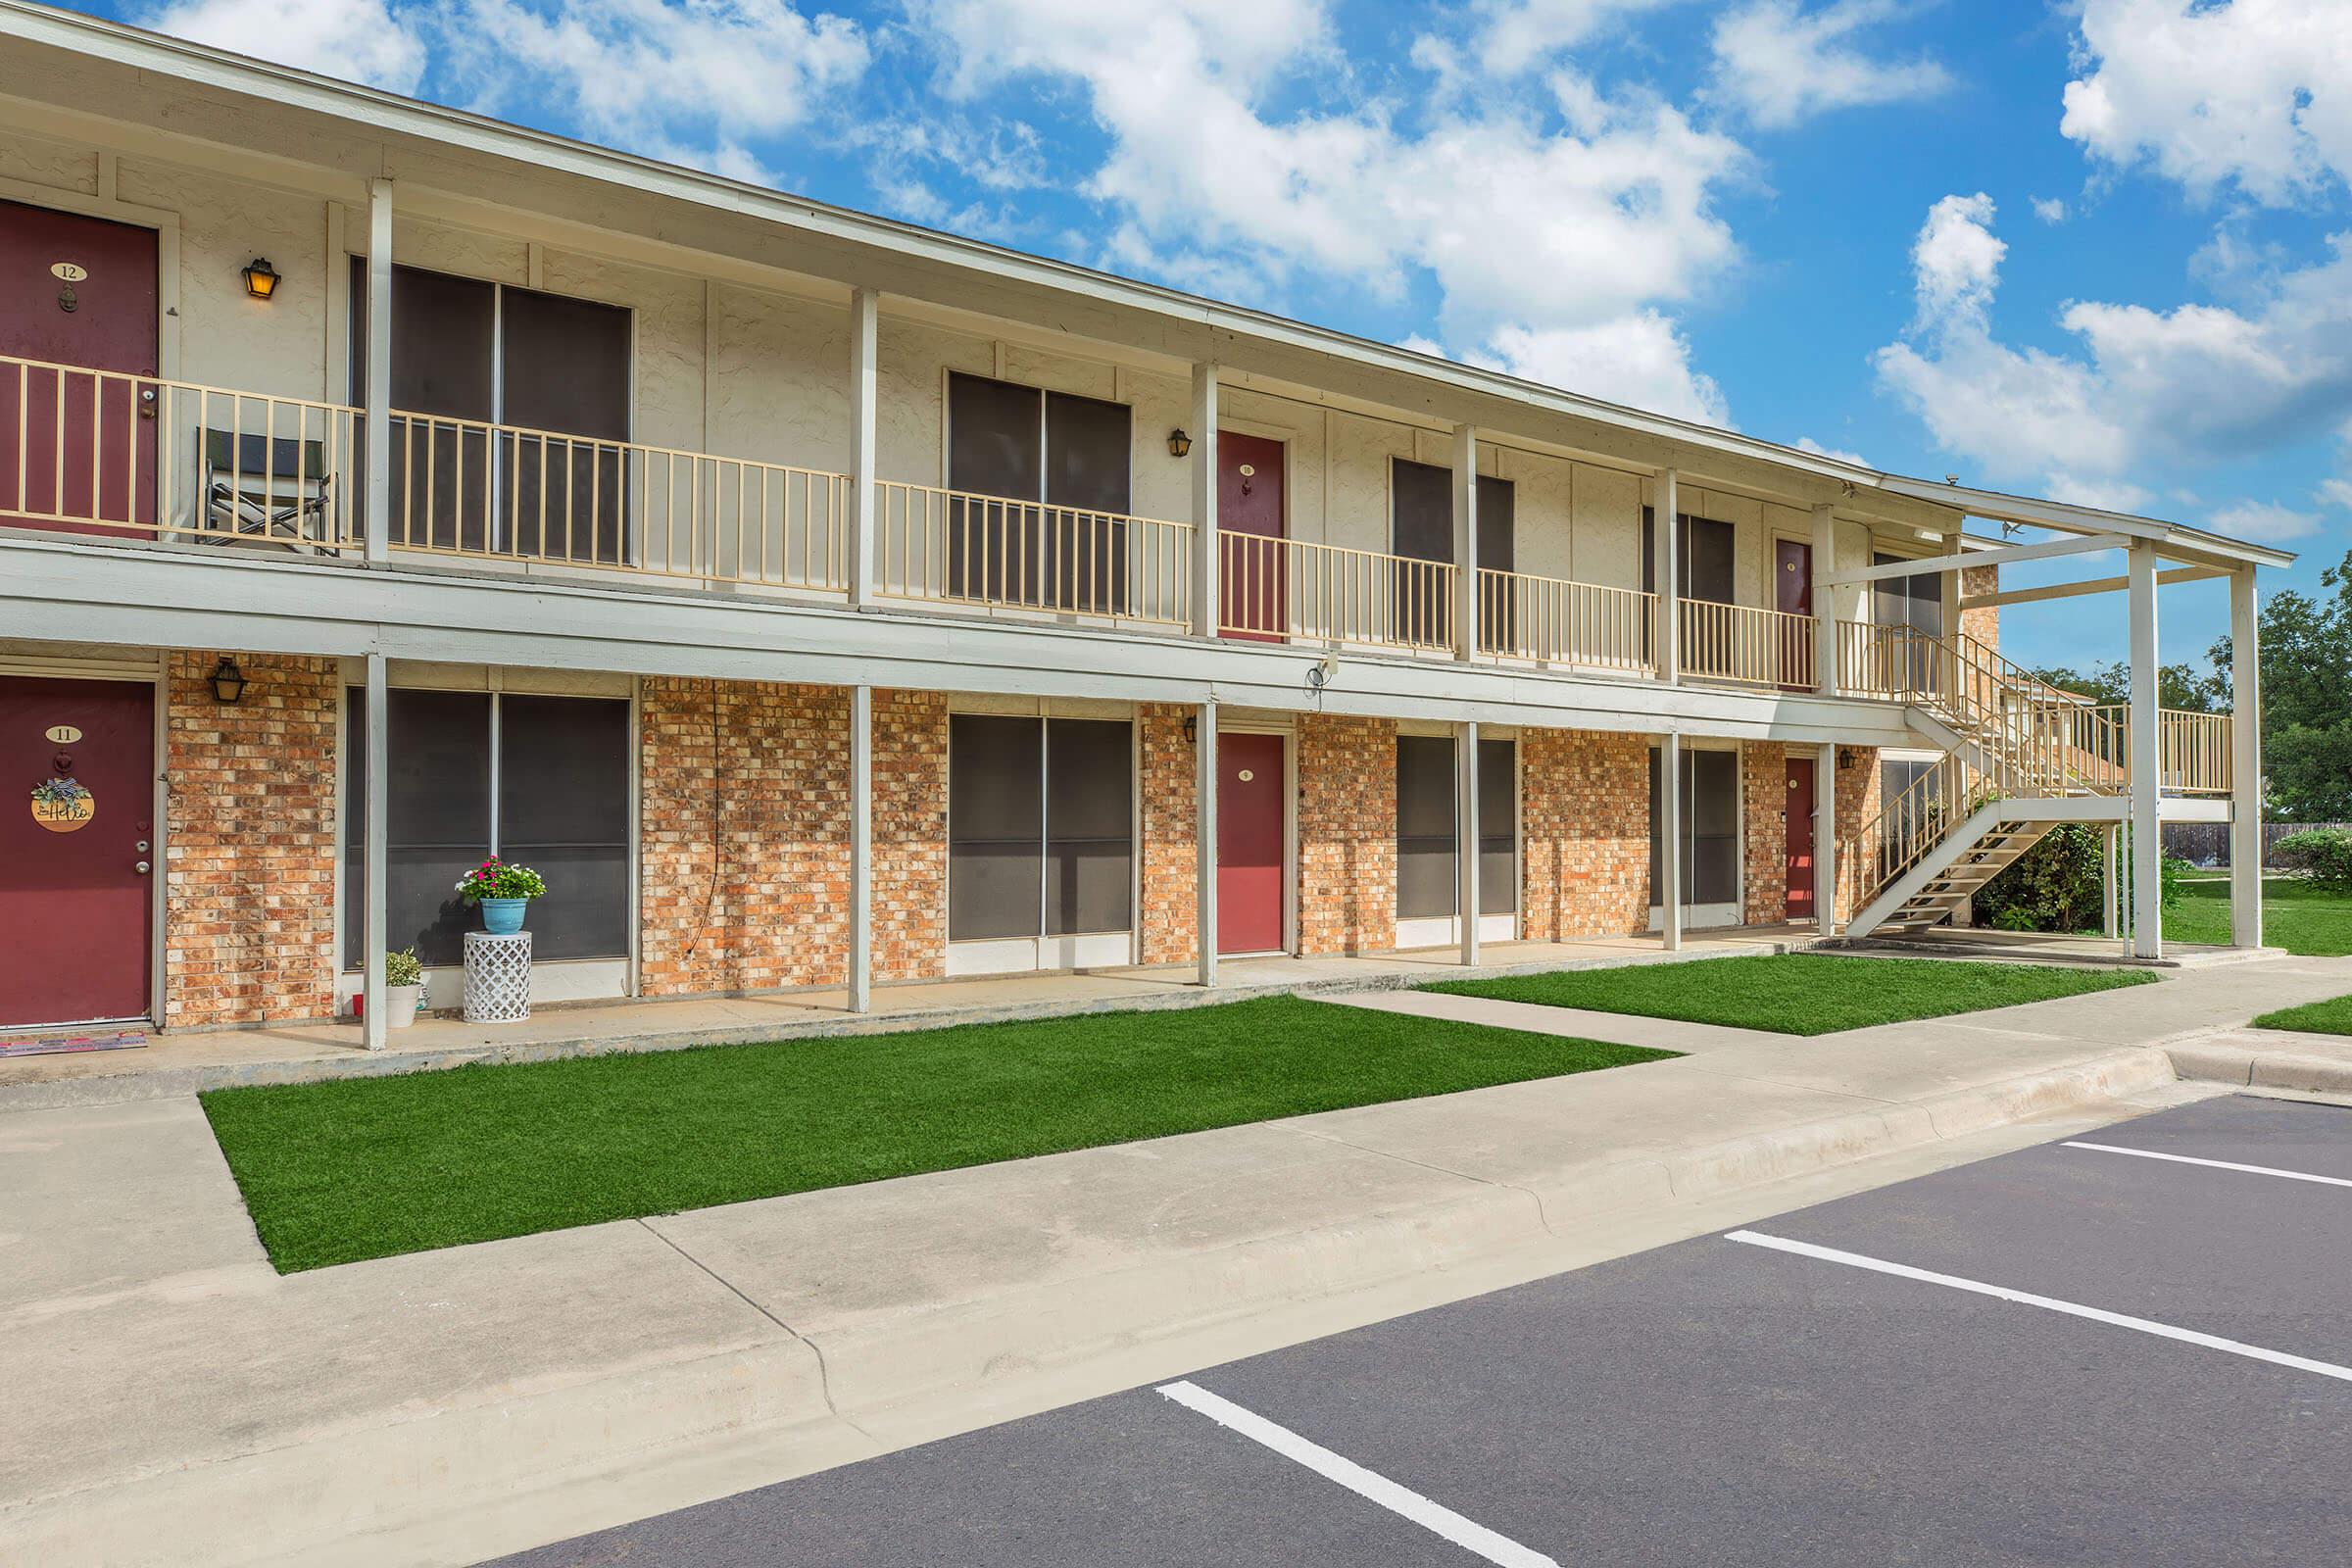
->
[493, 1093, 2352, 1567]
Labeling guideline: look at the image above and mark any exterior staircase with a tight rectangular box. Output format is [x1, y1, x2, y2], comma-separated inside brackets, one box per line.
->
[1838, 628, 2128, 939]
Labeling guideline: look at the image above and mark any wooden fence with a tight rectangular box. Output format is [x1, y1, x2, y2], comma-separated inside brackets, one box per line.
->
[2161, 821, 2351, 868]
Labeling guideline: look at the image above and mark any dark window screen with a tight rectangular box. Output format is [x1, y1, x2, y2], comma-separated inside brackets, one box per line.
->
[1873, 553, 1944, 636]
[344, 688, 492, 968]
[497, 695, 630, 960]
[501, 287, 630, 565]
[1396, 733, 1456, 919]
[1391, 460, 1454, 648]
[1642, 510, 1737, 604]
[1045, 717, 1133, 935]
[1476, 477, 1516, 653]
[949, 713, 1045, 941]
[947, 372, 1045, 606]
[354, 261, 496, 553]
[1648, 747, 1741, 907]
[1478, 737, 1515, 916]
[1045, 391, 1132, 615]
[1879, 757, 1941, 882]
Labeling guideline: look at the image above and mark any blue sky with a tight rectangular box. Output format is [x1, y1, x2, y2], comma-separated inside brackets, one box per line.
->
[86, 0, 2352, 670]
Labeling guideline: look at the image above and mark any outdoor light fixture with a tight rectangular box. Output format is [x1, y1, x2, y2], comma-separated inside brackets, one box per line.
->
[1167, 428, 1192, 459]
[241, 257, 280, 301]
[209, 655, 247, 705]
[1183, 715, 1198, 744]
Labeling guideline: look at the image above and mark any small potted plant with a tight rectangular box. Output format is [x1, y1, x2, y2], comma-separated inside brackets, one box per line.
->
[384, 948, 424, 1029]
[457, 856, 547, 935]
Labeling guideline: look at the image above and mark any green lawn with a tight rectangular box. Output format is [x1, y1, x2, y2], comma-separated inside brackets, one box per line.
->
[2167, 876, 2352, 956]
[201, 996, 1671, 1272]
[2252, 994, 2352, 1036]
[1421, 954, 2157, 1036]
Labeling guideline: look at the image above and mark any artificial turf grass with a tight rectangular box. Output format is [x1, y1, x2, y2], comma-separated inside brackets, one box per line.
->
[2251, 994, 2352, 1036]
[199, 994, 1673, 1273]
[2167, 876, 2352, 957]
[1420, 953, 2157, 1036]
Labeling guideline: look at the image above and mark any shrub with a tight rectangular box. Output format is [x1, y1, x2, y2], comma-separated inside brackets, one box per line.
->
[2160, 854, 2192, 912]
[1973, 823, 2105, 933]
[2274, 828, 2352, 895]
[384, 949, 423, 988]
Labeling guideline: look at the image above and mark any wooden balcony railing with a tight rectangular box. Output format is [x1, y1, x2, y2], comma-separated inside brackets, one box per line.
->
[385, 411, 849, 589]
[2158, 709, 2231, 795]
[1220, 533, 1455, 653]
[1678, 599, 1817, 688]
[1472, 569, 1654, 674]
[2, 350, 361, 552]
[875, 480, 1192, 627]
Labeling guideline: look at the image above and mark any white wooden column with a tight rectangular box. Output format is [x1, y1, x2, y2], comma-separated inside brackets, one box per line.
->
[362, 651, 389, 1050]
[363, 177, 393, 567]
[848, 683, 873, 1011]
[1190, 366, 1219, 638]
[1659, 732, 1684, 951]
[2229, 567, 2264, 947]
[1654, 467, 1680, 684]
[2102, 824, 2120, 940]
[1452, 423, 1479, 662]
[1813, 745, 1838, 936]
[1196, 700, 1219, 985]
[847, 289, 879, 607]
[1456, 720, 1481, 965]
[2127, 541, 2163, 958]
[1811, 502, 1838, 695]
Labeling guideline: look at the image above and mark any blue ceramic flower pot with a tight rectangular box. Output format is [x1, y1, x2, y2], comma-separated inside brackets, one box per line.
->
[478, 897, 527, 935]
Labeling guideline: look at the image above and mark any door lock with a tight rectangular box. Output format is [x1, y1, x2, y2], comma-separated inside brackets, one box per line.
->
[138, 386, 158, 420]
[135, 840, 150, 853]
[134, 860, 151, 875]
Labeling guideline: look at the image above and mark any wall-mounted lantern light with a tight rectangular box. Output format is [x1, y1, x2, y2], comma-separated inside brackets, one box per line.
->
[209, 655, 248, 705]
[1182, 714, 1198, 745]
[1167, 428, 1192, 459]
[241, 257, 280, 302]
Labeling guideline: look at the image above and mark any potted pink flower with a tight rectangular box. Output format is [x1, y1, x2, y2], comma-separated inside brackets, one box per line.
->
[456, 856, 548, 934]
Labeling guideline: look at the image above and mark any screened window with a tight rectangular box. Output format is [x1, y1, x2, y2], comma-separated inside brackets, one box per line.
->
[1878, 756, 1942, 881]
[1873, 552, 1944, 637]
[1649, 747, 1740, 907]
[1390, 460, 1514, 649]
[344, 690, 631, 967]
[948, 713, 1134, 941]
[350, 262, 631, 563]
[1641, 509, 1737, 604]
[1396, 734, 1516, 920]
[945, 372, 1132, 612]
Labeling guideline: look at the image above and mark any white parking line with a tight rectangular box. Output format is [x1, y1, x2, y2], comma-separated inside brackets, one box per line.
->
[2060, 1140, 2352, 1189]
[1726, 1230, 2352, 1385]
[1155, 1379, 1559, 1568]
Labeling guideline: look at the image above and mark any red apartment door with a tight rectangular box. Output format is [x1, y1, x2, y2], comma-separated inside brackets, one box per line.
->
[1, 677, 156, 1028]
[1785, 757, 1816, 922]
[0, 200, 161, 538]
[1217, 732, 1285, 954]
[1775, 536, 1812, 689]
[1218, 432, 1286, 640]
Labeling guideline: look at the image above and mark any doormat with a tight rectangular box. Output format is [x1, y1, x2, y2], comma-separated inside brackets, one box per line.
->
[0, 1029, 147, 1059]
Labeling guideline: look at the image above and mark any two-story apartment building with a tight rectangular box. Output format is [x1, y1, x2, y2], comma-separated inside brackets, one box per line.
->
[0, 2, 2284, 1050]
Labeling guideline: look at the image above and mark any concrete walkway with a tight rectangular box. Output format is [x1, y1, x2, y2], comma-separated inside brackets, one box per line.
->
[1, 953, 2346, 1567]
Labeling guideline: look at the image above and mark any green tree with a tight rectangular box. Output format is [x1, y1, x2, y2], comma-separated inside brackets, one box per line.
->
[2027, 660, 2221, 711]
[2206, 547, 2352, 821]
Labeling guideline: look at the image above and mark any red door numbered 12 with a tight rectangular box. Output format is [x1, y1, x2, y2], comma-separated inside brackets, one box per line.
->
[1, 677, 154, 1028]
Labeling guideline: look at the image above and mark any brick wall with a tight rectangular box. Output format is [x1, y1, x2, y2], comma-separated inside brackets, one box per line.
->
[872, 689, 948, 982]
[1519, 727, 1650, 940]
[1960, 563, 1999, 651]
[638, 678, 851, 995]
[1137, 703, 1198, 965]
[1297, 713, 1396, 956]
[1742, 741, 1788, 925]
[164, 652, 339, 1027]
[1834, 745, 1883, 923]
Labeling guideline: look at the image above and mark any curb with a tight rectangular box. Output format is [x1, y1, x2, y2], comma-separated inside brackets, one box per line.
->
[2168, 1029, 2352, 1096]
[0, 1041, 2177, 1568]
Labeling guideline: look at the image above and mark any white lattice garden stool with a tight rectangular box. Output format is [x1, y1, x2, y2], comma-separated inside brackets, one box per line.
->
[462, 930, 533, 1023]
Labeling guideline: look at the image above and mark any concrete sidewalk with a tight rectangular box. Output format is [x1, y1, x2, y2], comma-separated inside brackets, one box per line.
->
[2, 954, 2346, 1567]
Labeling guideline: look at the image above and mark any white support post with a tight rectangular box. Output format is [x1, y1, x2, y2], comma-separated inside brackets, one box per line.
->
[2102, 824, 2120, 941]
[1813, 745, 1838, 936]
[364, 177, 393, 566]
[1659, 732, 1684, 951]
[1452, 423, 1479, 662]
[1190, 366, 1219, 639]
[848, 684, 873, 1011]
[847, 289, 879, 608]
[1456, 720, 1481, 966]
[1812, 503, 1838, 696]
[2230, 568, 2263, 948]
[1654, 468, 1680, 684]
[2127, 541, 2163, 958]
[362, 651, 389, 1051]
[1196, 701, 1218, 985]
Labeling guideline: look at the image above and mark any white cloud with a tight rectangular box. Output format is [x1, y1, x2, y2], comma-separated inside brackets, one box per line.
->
[454, 0, 869, 179]
[1795, 435, 1871, 466]
[142, 0, 426, 91]
[2032, 196, 2068, 224]
[1707, 0, 1951, 130]
[2318, 476, 2352, 511]
[1457, 0, 1686, 78]
[915, 2, 1750, 423]
[2062, 0, 2352, 206]
[2210, 500, 2322, 542]
[1876, 192, 2352, 529]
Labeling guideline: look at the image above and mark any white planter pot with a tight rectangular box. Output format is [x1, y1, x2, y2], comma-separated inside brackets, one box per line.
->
[385, 983, 423, 1029]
